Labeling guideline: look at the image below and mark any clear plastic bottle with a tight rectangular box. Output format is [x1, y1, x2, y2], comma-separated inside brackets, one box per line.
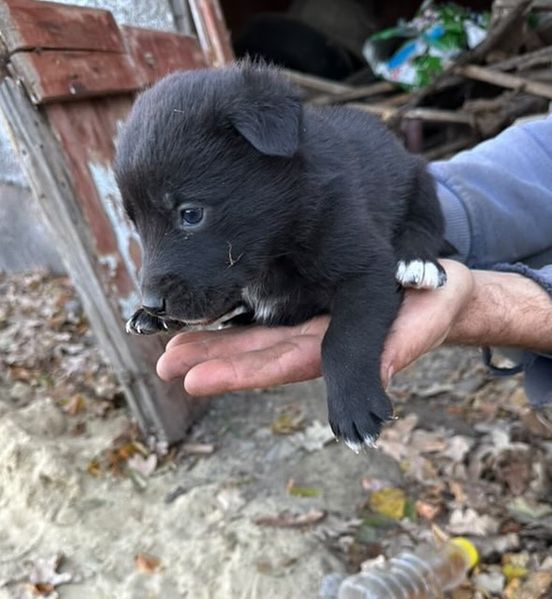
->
[338, 537, 478, 599]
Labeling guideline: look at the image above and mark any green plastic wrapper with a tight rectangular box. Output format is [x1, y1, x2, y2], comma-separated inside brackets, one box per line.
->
[363, 0, 490, 89]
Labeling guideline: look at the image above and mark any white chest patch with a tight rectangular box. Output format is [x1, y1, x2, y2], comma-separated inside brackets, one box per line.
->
[242, 285, 282, 323]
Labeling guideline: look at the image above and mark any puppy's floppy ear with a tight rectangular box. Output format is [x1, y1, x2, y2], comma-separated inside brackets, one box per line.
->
[229, 65, 301, 158]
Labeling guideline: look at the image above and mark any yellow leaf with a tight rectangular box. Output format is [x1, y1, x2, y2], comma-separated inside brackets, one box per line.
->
[271, 409, 305, 435]
[502, 563, 529, 583]
[369, 488, 406, 520]
[287, 479, 321, 497]
[86, 458, 101, 477]
[63, 394, 87, 416]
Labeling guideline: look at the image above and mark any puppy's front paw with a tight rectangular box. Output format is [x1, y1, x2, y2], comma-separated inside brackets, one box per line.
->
[328, 389, 394, 454]
[396, 259, 446, 290]
[126, 308, 169, 335]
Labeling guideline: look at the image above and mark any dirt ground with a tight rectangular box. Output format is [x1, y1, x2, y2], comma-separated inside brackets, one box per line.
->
[0, 271, 551, 599]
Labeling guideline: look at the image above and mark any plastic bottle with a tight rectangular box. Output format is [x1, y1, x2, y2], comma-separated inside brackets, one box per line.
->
[338, 537, 478, 599]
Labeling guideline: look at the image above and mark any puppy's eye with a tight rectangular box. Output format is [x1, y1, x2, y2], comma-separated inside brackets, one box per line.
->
[179, 206, 204, 227]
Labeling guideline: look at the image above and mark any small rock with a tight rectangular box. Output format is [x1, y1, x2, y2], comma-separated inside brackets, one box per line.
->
[474, 571, 506, 595]
[9, 381, 31, 402]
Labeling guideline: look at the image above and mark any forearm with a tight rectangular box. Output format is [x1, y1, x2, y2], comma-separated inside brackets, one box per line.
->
[447, 270, 552, 352]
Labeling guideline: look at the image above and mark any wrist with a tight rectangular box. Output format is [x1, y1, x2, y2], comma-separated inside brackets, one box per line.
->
[447, 270, 552, 351]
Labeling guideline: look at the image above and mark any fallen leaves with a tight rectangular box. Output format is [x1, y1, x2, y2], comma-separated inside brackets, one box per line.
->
[23, 553, 72, 598]
[85, 424, 160, 481]
[0, 272, 121, 421]
[448, 507, 499, 536]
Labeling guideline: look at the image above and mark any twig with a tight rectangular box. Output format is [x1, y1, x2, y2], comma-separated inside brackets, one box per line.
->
[455, 64, 552, 100]
[492, 46, 552, 72]
[310, 81, 395, 105]
[349, 103, 476, 125]
[281, 68, 350, 95]
[227, 241, 243, 268]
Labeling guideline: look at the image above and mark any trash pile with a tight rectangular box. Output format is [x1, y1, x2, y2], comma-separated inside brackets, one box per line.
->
[285, 0, 552, 158]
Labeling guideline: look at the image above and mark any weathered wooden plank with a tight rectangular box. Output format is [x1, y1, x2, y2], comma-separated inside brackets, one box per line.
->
[0, 76, 208, 449]
[122, 26, 207, 85]
[189, 0, 233, 67]
[0, 0, 123, 53]
[9, 50, 139, 103]
[455, 64, 552, 100]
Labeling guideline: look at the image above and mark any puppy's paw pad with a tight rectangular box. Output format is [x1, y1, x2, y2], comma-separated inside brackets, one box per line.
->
[396, 259, 446, 289]
[126, 308, 168, 335]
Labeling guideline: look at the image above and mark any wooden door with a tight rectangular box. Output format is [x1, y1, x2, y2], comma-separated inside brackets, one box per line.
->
[0, 0, 233, 448]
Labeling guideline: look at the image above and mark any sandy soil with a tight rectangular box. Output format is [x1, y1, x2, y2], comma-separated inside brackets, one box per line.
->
[0, 272, 550, 599]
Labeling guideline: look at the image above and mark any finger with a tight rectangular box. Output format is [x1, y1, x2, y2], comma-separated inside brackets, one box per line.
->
[184, 335, 323, 396]
[165, 314, 329, 351]
[158, 325, 310, 381]
[158, 316, 330, 381]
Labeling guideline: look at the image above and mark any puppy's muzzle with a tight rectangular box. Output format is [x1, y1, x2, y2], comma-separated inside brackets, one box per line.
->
[142, 293, 166, 316]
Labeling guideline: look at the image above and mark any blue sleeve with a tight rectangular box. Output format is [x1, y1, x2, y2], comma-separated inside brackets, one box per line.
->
[428, 115, 552, 408]
[429, 114, 552, 283]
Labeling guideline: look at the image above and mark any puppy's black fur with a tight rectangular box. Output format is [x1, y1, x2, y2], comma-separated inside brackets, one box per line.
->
[115, 63, 447, 451]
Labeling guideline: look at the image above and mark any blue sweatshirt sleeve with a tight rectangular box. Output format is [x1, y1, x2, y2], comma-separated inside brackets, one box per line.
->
[429, 114, 552, 289]
[427, 115, 552, 408]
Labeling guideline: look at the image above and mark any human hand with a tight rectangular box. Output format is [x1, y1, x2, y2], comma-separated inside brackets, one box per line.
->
[156, 259, 475, 394]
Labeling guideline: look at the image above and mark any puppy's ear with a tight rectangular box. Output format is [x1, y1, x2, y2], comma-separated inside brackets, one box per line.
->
[229, 67, 301, 158]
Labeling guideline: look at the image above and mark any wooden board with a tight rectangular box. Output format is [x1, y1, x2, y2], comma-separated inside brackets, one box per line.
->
[0, 0, 123, 53]
[0, 0, 231, 446]
[0, 78, 209, 449]
[122, 26, 207, 84]
[9, 50, 138, 103]
[189, 0, 234, 66]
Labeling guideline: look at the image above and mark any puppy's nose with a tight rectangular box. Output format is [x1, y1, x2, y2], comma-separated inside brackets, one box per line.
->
[142, 294, 166, 316]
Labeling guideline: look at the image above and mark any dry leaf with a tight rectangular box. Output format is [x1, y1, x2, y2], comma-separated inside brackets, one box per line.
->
[410, 429, 447, 454]
[62, 393, 87, 416]
[271, 407, 305, 435]
[507, 570, 552, 599]
[25, 582, 55, 596]
[86, 458, 101, 477]
[289, 420, 335, 452]
[416, 499, 441, 521]
[448, 508, 499, 535]
[134, 553, 160, 574]
[128, 454, 157, 478]
[26, 553, 72, 596]
[254, 509, 326, 528]
[502, 563, 529, 583]
[442, 435, 474, 462]
[180, 443, 215, 455]
[286, 479, 322, 498]
[449, 480, 467, 504]
[369, 488, 406, 521]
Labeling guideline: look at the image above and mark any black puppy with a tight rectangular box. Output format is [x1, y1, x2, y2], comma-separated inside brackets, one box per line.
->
[115, 63, 447, 453]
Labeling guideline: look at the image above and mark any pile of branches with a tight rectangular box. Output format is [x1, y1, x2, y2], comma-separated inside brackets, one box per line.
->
[286, 0, 552, 159]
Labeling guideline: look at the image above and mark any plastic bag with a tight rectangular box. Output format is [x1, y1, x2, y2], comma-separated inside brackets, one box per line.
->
[363, 0, 490, 89]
